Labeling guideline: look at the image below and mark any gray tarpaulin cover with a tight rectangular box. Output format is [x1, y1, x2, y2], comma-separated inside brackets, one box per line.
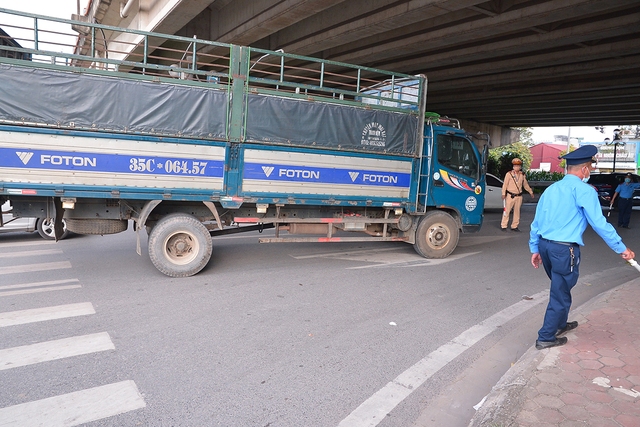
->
[245, 94, 418, 155]
[0, 64, 228, 140]
[0, 64, 419, 155]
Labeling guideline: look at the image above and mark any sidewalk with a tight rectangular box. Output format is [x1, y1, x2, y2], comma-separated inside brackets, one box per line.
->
[469, 278, 640, 427]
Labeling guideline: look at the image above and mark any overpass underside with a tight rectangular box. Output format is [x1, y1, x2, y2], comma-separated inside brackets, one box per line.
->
[79, 0, 640, 143]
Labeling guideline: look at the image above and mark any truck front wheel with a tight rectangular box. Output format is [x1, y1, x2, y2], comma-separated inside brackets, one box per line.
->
[148, 213, 212, 277]
[413, 211, 459, 258]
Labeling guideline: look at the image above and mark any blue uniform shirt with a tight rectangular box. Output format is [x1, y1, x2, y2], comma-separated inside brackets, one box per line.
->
[529, 174, 626, 254]
[614, 182, 640, 199]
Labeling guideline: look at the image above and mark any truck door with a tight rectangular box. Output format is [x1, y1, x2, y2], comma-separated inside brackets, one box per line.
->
[431, 133, 484, 223]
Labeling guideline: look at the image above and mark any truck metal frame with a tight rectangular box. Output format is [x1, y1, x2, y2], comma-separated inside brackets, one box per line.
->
[0, 8, 488, 277]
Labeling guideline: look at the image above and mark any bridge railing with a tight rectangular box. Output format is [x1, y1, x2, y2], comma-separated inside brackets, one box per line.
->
[0, 7, 424, 114]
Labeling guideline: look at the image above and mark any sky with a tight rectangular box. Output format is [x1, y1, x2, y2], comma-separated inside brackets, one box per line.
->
[0, 0, 87, 53]
[0, 2, 631, 144]
[0, 0, 84, 20]
[529, 126, 618, 145]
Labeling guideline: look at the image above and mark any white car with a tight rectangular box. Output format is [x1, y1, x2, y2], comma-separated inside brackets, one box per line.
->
[484, 173, 504, 210]
[1, 201, 69, 240]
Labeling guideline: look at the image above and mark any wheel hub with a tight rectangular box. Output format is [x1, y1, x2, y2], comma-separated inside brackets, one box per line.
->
[427, 224, 449, 248]
[164, 232, 198, 264]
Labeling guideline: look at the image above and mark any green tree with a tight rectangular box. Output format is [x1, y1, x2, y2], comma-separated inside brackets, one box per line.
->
[488, 142, 533, 178]
[514, 127, 534, 146]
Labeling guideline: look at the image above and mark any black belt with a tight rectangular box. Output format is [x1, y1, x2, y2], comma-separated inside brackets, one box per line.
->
[541, 237, 578, 247]
[620, 197, 631, 200]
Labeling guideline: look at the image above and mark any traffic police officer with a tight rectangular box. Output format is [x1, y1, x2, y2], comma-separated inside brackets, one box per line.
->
[501, 158, 535, 231]
[529, 145, 635, 350]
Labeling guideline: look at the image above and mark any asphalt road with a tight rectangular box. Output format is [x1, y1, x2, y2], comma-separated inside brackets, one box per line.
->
[1, 205, 639, 427]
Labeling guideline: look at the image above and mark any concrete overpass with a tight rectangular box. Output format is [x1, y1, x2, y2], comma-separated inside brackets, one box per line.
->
[77, 0, 640, 144]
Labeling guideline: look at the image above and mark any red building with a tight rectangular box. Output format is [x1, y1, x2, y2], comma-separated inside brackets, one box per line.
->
[529, 143, 566, 173]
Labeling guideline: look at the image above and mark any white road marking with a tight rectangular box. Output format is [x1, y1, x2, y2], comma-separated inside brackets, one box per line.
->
[0, 380, 146, 427]
[291, 247, 452, 269]
[0, 278, 79, 291]
[291, 247, 402, 260]
[0, 249, 63, 259]
[348, 252, 480, 269]
[0, 303, 95, 328]
[0, 261, 72, 275]
[0, 240, 57, 249]
[292, 246, 479, 269]
[0, 332, 115, 371]
[0, 285, 82, 297]
[337, 289, 549, 427]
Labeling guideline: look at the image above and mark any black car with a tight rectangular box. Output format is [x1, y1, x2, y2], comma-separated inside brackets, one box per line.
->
[587, 173, 640, 207]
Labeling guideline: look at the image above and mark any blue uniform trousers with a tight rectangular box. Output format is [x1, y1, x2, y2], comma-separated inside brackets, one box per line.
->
[537, 238, 580, 342]
[618, 197, 633, 227]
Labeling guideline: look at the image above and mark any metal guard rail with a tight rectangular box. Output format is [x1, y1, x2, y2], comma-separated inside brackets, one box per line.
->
[0, 7, 424, 114]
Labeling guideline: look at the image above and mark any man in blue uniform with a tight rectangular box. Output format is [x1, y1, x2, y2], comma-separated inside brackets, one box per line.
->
[529, 145, 635, 350]
[610, 172, 640, 228]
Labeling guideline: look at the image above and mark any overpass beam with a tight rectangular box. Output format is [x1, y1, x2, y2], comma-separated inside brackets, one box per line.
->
[458, 119, 519, 148]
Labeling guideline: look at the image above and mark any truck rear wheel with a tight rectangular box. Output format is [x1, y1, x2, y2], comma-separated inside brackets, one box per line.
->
[148, 213, 212, 277]
[413, 211, 459, 258]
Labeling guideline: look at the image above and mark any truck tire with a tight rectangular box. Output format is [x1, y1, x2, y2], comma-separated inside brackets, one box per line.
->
[36, 218, 69, 240]
[148, 213, 212, 277]
[413, 211, 459, 259]
[65, 218, 128, 235]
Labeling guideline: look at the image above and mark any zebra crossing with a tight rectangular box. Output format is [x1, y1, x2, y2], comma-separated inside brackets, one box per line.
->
[0, 238, 145, 426]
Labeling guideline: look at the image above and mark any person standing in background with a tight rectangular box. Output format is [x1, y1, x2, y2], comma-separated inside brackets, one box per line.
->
[501, 158, 535, 232]
[609, 172, 640, 229]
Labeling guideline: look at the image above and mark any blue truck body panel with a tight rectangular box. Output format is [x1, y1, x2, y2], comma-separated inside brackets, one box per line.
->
[0, 124, 470, 210]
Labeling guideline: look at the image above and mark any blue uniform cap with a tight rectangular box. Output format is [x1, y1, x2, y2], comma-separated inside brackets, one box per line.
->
[560, 145, 598, 165]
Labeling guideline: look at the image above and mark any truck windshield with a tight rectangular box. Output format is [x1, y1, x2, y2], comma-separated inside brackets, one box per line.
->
[436, 134, 479, 179]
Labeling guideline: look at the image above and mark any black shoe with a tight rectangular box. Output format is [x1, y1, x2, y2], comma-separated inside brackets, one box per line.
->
[501, 228, 507, 232]
[511, 228, 520, 232]
[622, 226, 630, 229]
[535, 337, 568, 350]
[556, 321, 578, 336]
[536, 337, 569, 350]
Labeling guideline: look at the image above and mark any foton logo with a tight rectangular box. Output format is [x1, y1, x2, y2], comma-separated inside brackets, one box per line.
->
[349, 172, 360, 182]
[41, 154, 97, 167]
[16, 151, 34, 165]
[278, 169, 320, 179]
[262, 166, 274, 177]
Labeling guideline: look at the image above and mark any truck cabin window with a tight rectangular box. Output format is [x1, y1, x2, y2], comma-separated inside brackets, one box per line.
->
[437, 134, 479, 179]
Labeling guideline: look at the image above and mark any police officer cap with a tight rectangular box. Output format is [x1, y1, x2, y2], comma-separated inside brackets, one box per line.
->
[561, 145, 598, 165]
[512, 158, 523, 165]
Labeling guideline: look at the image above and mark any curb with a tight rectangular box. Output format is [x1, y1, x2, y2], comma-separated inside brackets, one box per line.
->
[467, 346, 543, 427]
[467, 280, 629, 427]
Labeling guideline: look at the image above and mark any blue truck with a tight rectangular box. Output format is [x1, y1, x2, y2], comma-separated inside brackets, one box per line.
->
[0, 9, 489, 277]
